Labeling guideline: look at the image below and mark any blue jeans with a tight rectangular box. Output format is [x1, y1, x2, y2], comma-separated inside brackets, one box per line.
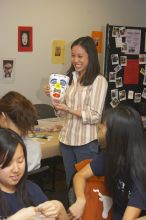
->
[60, 140, 99, 189]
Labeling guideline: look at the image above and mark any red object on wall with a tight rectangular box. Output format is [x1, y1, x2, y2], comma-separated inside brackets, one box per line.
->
[124, 59, 139, 84]
[18, 26, 33, 52]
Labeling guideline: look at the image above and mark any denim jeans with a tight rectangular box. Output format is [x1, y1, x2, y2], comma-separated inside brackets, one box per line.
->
[60, 140, 99, 189]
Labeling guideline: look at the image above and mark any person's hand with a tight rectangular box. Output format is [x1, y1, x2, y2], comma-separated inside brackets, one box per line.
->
[36, 200, 64, 218]
[8, 207, 36, 220]
[52, 101, 69, 112]
[68, 198, 86, 220]
[44, 84, 50, 96]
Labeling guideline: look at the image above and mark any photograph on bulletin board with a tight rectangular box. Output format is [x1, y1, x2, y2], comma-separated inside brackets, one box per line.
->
[91, 31, 103, 53]
[18, 26, 33, 52]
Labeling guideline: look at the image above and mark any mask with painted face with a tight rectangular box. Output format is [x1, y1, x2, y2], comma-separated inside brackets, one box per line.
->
[49, 73, 69, 102]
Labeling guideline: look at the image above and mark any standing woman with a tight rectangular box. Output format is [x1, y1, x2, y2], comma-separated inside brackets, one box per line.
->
[46, 36, 108, 191]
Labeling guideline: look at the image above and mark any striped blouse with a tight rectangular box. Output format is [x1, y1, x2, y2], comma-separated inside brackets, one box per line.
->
[59, 71, 108, 146]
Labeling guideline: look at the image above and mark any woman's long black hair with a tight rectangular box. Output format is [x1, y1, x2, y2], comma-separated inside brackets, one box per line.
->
[67, 36, 101, 86]
[0, 128, 34, 217]
[104, 106, 146, 206]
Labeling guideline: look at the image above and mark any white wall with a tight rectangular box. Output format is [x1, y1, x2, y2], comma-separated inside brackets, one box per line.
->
[0, 0, 146, 103]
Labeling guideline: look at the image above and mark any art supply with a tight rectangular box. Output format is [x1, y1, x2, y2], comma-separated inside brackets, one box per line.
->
[49, 73, 69, 102]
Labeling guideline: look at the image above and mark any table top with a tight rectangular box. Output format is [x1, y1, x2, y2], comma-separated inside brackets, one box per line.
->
[34, 131, 61, 159]
[30, 116, 146, 160]
[29, 118, 63, 159]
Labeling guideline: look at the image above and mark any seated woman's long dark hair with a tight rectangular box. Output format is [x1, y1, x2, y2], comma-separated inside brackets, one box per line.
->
[104, 106, 146, 207]
[0, 128, 34, 217]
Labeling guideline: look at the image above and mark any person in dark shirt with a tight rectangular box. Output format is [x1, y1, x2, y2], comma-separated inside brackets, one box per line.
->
[68, 106, 146, 220]
[0, 128, 68, 220]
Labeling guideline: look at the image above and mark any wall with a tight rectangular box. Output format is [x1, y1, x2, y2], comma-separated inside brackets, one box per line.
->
[0, 0, 146, 103]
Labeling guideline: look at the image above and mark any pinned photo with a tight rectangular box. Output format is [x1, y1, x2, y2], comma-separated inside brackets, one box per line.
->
[140, 66, 146, 76]
[128, 90, 134, 99]
[109, 72, 117, 82]
[134, 93, 141, 103]
[111, 54, 119, 65]
[111, 89, 118, 100]
[119, 27, 126, 37]
[120, 56, 127, 66]
[121, 42, 128, 53]
[142, 88, 146, 99]
[119, 90, 126, 101]
[139, 54, 146, 64]
[112, 27, 120, 37]
[115, 37, 122, 48]
[110, 98, 120, 108]
[115, 77, 123, 88]
[143, 76, 146, 85]
[114, 64, 122, 73]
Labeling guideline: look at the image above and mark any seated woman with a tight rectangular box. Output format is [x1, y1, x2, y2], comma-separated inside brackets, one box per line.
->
[68, 106, 146, 220]
[0, 91, 41, 172]
[0, 128, 68, 219]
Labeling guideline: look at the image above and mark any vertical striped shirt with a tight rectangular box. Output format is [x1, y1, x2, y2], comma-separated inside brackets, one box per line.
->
[59, 71, 108, 146]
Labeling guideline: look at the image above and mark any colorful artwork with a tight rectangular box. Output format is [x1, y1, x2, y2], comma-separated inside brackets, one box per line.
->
[49, 73, 69, 102]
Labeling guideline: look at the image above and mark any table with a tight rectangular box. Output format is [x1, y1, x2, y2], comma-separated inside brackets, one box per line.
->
[30, 118, 64, 159]
[33, 116, 146, 160]
[35, 131, 61, 159]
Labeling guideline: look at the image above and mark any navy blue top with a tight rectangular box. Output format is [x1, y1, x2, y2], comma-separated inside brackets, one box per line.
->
[1, 180, 48, 217]
[90, 151, 146, 220]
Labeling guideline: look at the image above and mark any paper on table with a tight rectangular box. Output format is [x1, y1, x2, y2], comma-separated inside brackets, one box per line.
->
[37, 118, 64, 130]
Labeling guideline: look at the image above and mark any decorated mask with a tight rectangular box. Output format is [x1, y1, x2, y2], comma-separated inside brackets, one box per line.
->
[49, 73, 69, 101]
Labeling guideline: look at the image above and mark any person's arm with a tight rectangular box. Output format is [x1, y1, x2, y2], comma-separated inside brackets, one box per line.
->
[80, 75, 107, 124]
[36, 200, 68, 220]
[53, 102, 82, 118]
[136, 216, 146, 220]
[122, 206, 141, 220]
[122, 179, 146, 220]
[7, 207, 36, 220]
[68, 163, 94, 219]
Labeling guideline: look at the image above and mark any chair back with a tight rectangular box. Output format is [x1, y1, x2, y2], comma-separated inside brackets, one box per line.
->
[75, 160, 113, 220]
[34, 104, 56, 119]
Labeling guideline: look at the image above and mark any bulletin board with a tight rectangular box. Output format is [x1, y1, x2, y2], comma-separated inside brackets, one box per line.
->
[104, 24, 146, 116]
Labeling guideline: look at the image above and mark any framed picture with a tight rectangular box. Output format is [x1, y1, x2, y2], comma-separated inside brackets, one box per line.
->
[0, 58, 15, 83]
[18, 26, 33, 52]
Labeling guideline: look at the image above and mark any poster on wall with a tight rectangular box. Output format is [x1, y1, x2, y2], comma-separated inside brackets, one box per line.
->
[51, 40, 65, 64]
[91, 31, 103, 53]
[0, 59, 15, 83]
[18, 26, 33, 52]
